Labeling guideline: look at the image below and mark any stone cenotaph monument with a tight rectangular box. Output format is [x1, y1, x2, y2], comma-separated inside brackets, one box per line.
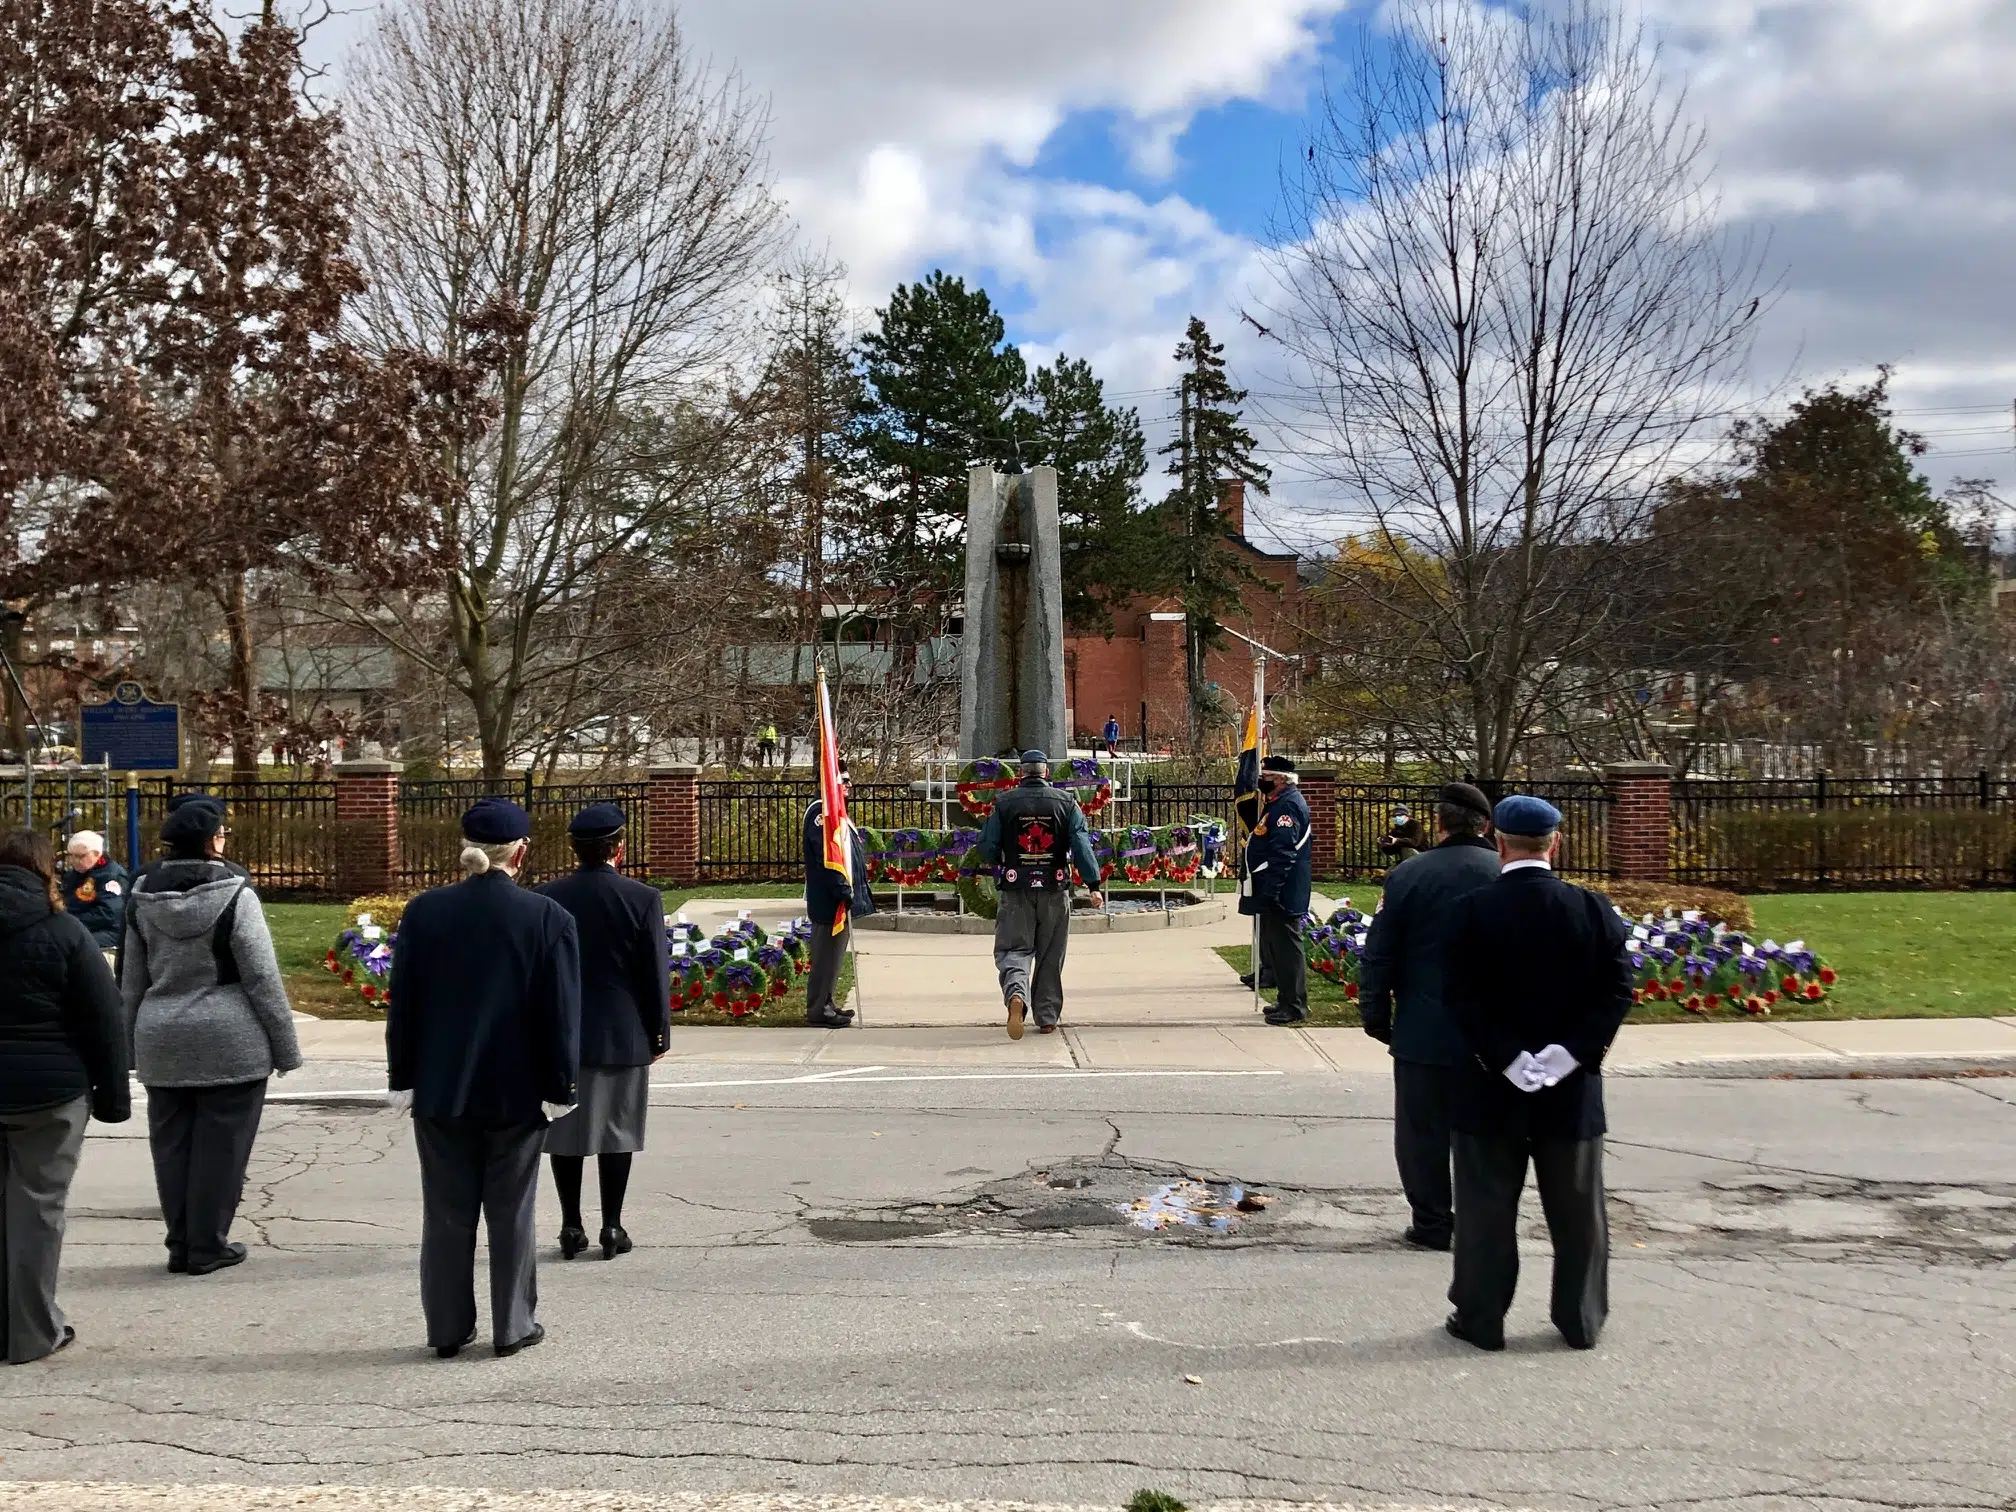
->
[958, 465, 1067, 760]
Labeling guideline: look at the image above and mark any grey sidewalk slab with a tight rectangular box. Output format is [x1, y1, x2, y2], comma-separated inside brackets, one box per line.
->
[1066, 1024, 1331, 1071]
[1602, 1021, 1833, 1069]
[810, 1026, 1076, 1068]
[1777, 1017, 2016, 1055]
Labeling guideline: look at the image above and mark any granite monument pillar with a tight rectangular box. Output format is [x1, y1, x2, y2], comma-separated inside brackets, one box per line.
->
[959, 465, 1067, 760]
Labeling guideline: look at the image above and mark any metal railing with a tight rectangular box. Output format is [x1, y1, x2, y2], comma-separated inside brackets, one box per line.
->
[136, 778, 339, 897]
[1673, 774, 2016, 889]
[1335, 779, 1613, 880]
[397, 778, 649, 890]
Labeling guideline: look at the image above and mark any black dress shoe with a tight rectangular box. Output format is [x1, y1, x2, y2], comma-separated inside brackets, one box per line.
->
[1445, 1312, 1504, 1352]
[1404, 1226, 1452, 1252]
[187, 1243, 247, 1276]
[165, 1251, 188, 1274]
[51, 1325, 75, 1355]
[806, 1005, 855, 1027]
[600, 1225, 632, 1260]
[494, 1323, 545, 1358]
[558, 1225, 588, 1259]
[1263, 1007, 1308, 1026]
[434, 1327, 477, 1359]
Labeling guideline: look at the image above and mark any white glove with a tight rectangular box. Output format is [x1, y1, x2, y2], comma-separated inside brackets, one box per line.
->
[541, 1101, 575, 1123]
[1532, 1044, 1580, 1086]
[1502, 1052, 1547, 1093]
[385, 1088, 413, 1113]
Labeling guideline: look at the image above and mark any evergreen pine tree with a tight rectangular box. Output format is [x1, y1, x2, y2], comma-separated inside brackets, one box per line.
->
[1158, 316, 1271, 742]
[1015, 355, 1164, 633]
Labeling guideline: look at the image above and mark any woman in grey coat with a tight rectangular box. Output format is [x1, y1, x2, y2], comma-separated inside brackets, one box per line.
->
[122, 801, 300, 1275]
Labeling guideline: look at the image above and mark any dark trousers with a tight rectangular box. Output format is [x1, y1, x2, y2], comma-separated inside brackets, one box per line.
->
[1256, 909, 1307, 1015]
[994, 888, 1071, 1025]
[1450, 1131, 1609, 1349]
[413, 1116, 543, 1350]
[1393, 1060, 1455, 1243]
[146, 1078, 267, 1267]
[805, 914, 850, 1020]
[1, 1096, 89, 1363]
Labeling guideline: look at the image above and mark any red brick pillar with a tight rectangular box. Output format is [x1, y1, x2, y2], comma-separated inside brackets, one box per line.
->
[647, 765, 701, 885]
[334, 761, 399, 896]
[1300, 767, 1338, 878]
[1605, 762, 1673, 880]
[1141, 612, 1187, 749]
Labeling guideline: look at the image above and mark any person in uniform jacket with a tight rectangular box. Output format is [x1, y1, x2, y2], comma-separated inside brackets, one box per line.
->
[1358, 782, 1500, 1250]
[973, 751, 1103, 1040]
[534, 804, 669, 1262]
[0, 829, 128, 1362]
[60, 831, 128, 950]
[386, 799, 581, 1359]
[801, 764, 874, 1029]
[1440, 794, 1634, 1353]
[1240, 755, 1313, 1026]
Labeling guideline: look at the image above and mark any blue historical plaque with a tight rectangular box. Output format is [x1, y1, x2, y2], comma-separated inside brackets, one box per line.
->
[81, 683, 181, 770]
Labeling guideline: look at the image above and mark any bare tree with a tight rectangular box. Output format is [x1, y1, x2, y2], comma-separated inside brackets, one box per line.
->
[340, 0, 780, 779]
[1268, 0, 1768, 778]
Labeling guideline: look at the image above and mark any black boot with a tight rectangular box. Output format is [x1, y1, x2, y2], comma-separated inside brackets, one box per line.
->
[558, 1226, 588, 1259]
[600, 1225, 632, 1260]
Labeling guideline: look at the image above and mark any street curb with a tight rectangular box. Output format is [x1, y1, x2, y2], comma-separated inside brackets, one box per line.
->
[1610, 1053, 2016, 1079]
[0, 1488, 1482, 1512]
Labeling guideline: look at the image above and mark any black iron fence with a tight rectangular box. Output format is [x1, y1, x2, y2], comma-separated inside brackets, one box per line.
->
[1673, 775, 2016, 889]
[397, 778, 649, 890]
[1336, 779, 1613, 880]
[696, 779, 941, 881]
[135, 778, 339, 897]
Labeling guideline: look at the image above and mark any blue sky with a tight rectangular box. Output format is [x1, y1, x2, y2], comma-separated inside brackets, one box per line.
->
[319, 0, 2016, 532]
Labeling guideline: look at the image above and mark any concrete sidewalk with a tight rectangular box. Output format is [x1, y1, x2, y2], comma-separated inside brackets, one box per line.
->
[295, 1012, 2016, 1077]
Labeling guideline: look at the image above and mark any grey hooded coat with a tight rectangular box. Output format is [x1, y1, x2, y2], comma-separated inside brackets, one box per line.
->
[122, 861, 301, 1089]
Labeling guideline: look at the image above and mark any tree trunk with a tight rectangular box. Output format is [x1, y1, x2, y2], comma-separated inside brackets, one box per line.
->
[0, 611, 29, 759]
[222, 572, 260, 783]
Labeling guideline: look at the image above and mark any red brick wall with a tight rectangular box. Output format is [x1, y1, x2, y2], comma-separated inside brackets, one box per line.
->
[1301, 768, 1338, 879]
[334, 762, 399, 896]
[1067, 630, 1145, 744]
[1605, 763, 1673, 880]
[1140, 614, 1188, 747]
[647, 766, 701, 884]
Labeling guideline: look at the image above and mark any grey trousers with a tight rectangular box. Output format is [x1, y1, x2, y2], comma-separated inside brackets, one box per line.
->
[994, 888, 1071, 1025]
[1449, 1131, 1609, 1349]
[1, 1097, 88, 1364]
[1256, 908, 1307, 1015]
[1393, 1059, 1456, 1243]
[805, 914, 850, 1020]
[146, 1078, 266, 1267]
[413, 1116, 543, 1350]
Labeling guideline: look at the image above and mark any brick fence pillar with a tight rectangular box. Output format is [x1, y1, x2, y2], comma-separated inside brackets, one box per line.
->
[334, 761, 400, 897]
[1604, 762, 1674, 881]
[647, 765, 701, 885]
[1300, 767, 1339, 879]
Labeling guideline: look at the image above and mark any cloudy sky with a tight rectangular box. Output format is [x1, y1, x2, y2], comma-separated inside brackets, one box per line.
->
[316, 0, 2016, 546]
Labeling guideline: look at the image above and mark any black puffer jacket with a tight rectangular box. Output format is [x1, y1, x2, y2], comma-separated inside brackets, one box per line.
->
[0, 865, 130, 1120]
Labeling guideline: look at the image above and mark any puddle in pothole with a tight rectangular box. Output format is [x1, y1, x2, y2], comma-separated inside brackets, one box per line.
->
[1123, 1179, 1259, 1233]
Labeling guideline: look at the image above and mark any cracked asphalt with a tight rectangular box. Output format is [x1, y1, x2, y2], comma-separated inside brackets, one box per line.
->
[7, 1063, 2013, 1512]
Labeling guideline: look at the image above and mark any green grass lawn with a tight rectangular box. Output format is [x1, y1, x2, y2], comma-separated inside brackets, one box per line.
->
[1213, 888, 2016, 1024]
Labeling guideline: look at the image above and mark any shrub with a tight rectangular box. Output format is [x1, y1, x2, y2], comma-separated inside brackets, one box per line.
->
[1602, 881, 1752, 931]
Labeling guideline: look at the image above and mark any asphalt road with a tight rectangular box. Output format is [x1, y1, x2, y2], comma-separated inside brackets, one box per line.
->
[9, 1063, 2014, 1512]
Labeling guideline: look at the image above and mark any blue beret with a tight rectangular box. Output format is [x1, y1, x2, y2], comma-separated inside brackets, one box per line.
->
[1019, 749, 1050, 765]
[1493, 794, 1562, 836]
[568, 802, 626, 837]
[461, 797, 531, 843]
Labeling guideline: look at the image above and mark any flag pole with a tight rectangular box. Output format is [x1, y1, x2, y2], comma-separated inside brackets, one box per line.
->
[1251, 650, 1265, 1016]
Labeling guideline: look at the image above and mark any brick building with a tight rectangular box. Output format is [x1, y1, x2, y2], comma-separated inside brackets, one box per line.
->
[1064, 480, 1300, 750]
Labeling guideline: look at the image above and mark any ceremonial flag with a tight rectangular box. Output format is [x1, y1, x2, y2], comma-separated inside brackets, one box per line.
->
[1234, 675, 1265, 839]
[815, 668, 851, 935]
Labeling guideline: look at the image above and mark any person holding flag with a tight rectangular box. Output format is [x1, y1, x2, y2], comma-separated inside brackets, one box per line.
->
[1240, 755, 1313, 1026]
[801, 673, 873, 1028]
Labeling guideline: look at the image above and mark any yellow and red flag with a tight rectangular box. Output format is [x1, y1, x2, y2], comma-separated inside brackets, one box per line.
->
[816, 668, 851, 934]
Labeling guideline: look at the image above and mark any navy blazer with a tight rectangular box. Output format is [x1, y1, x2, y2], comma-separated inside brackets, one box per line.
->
[534, 865, 670, 1067]
[1443, 866, 1633, 1141]
[386, 872, 581, 1126]
[802, 801, 875, 928]
[1358, 835, 1502, 1065]
[1239, 783, 1313, 920]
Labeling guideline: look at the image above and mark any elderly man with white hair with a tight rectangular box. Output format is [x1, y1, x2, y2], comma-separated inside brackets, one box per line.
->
[60, 830, 128, 951]
[385, 798, 581, 1359]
